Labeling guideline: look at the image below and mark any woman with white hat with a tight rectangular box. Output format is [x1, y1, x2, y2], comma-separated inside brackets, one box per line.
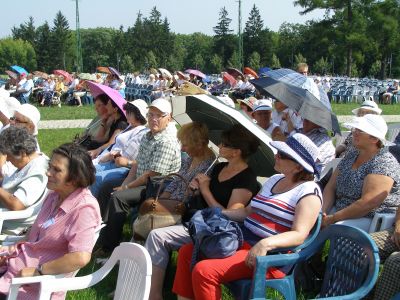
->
[173, 133, 322, 300]
[90, 100, 149, 198]
[323, 114, 400, 231]
[335, 99, 382, 157]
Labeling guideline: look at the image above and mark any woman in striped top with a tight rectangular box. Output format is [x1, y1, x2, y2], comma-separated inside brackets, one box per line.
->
[173, 133, 322, 300]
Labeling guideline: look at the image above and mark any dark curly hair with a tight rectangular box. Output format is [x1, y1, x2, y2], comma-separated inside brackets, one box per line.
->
[123, 102, 147, 125]
[51, 143, 95, 187]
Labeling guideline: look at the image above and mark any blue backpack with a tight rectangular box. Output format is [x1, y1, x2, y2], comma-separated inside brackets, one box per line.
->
[187, 207, 243, 269]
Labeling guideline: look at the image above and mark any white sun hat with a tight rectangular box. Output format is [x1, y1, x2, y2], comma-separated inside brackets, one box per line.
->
[343, 114, 393, 146]
[352, 100, 382, 116]
[253, 99, 273, 112]
[15, 104, 41, 135]
[270, 133, 320, 176]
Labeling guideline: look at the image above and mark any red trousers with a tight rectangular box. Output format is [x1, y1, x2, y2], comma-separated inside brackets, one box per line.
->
[172, 242, 285, 300]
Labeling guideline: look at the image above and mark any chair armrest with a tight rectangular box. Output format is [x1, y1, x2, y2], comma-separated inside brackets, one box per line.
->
[0, 208, 35, 221]
[254, 253, 300, 281]
[368, 213, 396, 233]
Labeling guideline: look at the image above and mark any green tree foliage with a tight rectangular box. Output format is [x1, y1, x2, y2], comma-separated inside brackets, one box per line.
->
[313, 57, 330, 74]
[248, 51, 261, 71]
[35, 22, 52, 72]
[11, 16, 37, 47]
[271, 53, 281, 68]
[146, 50, 158, 68]
[0, 38, 36, 71]
[120, 54, 134, 73]
[50, 11, 72, 71]
[213, 7, 235, 66]
[227, 51, 241, 69]
[210, 54, 223, 73]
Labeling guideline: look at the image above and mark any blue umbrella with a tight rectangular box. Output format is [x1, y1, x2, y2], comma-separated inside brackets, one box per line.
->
[251, 68, 340, 134]
[10, 65, 28, 75]
[258, 66, 271, 77]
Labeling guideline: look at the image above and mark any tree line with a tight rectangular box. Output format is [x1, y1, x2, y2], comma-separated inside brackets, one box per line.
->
[1, 1, 399, 78]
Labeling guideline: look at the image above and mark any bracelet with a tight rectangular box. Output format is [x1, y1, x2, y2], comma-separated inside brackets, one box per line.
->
[124, 185, 129, 190]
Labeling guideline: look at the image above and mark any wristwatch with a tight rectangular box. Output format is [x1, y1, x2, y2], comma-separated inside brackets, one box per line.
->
[37, 264, 44, 275]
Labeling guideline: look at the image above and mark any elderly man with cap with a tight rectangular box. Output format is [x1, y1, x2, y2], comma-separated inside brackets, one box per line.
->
[14, 73, 34, 104]
[322, 114, 400, 231]
[252, 99, 286, 141]
[95, 98, 181, 254]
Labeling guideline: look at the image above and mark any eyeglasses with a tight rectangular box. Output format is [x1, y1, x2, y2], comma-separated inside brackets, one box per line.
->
[146, 112, 168, 120]
[277, 151, 295, 162]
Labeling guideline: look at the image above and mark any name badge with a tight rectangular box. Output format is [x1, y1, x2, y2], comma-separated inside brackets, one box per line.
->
[42, 218, 55, 229]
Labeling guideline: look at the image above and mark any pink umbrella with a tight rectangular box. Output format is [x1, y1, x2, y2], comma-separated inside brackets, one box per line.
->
[86, 81, 127, 117]
[5, 70, 17, 79]
[222, 72, 237, 87]
[185, 69, 206, 79]
[226, 67, 244, 79]
[53, 70, 72, 82]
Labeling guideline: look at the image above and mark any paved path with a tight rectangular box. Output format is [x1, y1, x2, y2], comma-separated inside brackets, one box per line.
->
[38, 115, 400, 129]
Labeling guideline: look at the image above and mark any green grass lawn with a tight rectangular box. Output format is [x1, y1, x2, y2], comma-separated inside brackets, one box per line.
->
[37, 104, 96, 120]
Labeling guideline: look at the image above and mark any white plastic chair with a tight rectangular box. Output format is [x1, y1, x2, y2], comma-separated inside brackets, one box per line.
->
[8, 242, 152, 300]
[0, 189, 48, 238]
[368, 212, 396, 233]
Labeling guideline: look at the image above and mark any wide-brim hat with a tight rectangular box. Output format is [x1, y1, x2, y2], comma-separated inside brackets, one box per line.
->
[352, 100, 382, 115]
[0, 96, 21, 118]
[270, 133, 320, 176]
[238, 97, 257, 110]
[343, 114, 393, 146]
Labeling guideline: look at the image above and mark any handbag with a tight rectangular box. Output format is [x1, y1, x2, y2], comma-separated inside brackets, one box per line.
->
[188, 207, 243, 269]
[133, 173, 188, 240]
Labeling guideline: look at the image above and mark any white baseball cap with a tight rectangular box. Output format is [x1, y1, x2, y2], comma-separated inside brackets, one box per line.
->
[253, 99, 273, 112]
[149, 98, 172, 114]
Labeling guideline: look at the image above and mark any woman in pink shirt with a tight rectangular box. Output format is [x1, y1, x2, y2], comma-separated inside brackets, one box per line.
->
[0, 143, 101, 300]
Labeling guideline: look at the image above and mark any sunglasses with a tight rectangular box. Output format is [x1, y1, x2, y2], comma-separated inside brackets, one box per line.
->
[277, 151, 295, 162]
[220, 142, 237, 149]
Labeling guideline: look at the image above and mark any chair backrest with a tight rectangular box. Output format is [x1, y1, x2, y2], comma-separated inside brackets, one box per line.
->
[102, 243, 152, 300]
[300, 224, 380, 299]
[387, 123, 400, 142]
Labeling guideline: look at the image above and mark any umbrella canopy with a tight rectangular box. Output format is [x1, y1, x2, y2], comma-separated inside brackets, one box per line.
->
[33, 71, 49, 79]
[222, 72, 237, 87]
[185, 69, 206, 79]
[149, 68, 159, 75]
[158, 68, 172, 78]
[176, 81, 209, 96]
[5, 70, 17, 79]
[244, 67, 259, 79]
[258, 66, 271, 77]
[53, 70, 72, 82]
[96, 66, 121, 78]
[251, 68, 340, 134]
[171, 94, 276, 177]
[226, 67, 244, 79]
[79, 73, 96, 80]
[10, 65, 28, 75]
[86, 81, 127, 117]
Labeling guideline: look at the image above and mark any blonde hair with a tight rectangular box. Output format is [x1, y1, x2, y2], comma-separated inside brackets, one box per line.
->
[177, 122, 209, 150]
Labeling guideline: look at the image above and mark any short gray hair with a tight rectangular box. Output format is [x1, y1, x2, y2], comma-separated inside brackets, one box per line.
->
[0, 127, 37, 156]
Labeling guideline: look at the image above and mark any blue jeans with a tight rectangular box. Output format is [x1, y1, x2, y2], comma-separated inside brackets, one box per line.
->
[90, 161, 130, 198]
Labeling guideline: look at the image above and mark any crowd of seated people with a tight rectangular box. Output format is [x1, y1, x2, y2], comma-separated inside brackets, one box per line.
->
[2, 66, 400, 299]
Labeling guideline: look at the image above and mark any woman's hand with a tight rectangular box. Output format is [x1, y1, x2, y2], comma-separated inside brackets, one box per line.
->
[19, 267, 39, 277]
[321, 213, 336, 228]
[113, 184, 129, 192]
[245, 240, 269, 268]
[98, 152, 114, 163]
[88, 148, 102, 159]
[114, 156, 129, 167]
[195, 174, 211, 192]
[189, 179, 199, 191]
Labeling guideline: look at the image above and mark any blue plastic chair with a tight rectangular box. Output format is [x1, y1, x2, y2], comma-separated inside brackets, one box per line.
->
[234, 224, 379, 300]
[227, 214, 322, 300]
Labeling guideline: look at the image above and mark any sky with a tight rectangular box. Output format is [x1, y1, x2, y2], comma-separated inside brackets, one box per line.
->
[0, 0, 325, 38]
